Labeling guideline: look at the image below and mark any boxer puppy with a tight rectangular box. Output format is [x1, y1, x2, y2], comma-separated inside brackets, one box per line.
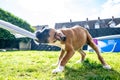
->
[36, 26, 111, 73]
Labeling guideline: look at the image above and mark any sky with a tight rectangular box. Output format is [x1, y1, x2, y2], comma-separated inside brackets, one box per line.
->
[0, 0, 120, 27]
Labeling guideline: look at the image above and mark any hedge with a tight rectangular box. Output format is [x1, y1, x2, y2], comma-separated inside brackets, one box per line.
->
[0, 8, 34, 48]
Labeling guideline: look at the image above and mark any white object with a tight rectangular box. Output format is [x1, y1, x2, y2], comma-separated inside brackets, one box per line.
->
[52, 65, 64, 73]
[96, 35, 120, 40]
[0, 20, 36, 39]
[103, 65, 111, 69]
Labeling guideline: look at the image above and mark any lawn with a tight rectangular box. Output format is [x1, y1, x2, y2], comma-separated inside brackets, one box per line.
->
[0, 51, 120, 80]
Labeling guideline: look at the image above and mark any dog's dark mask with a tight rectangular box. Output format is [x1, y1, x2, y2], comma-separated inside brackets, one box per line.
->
[36, 28, 50, 43]
[36, 28, 66, 43]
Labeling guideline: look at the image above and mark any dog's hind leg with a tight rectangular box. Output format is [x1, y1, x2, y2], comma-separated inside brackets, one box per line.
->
[85, 29, 111, 69]
[88, 39, 106, 64]
[76, 49, 86, 63]
[87, 38, 111, 69]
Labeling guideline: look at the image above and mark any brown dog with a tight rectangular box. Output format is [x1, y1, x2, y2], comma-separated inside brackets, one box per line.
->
[36, 26, 111, 73]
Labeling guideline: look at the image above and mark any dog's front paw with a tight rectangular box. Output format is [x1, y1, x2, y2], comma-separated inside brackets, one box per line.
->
[52, 65, 64, 74]
[103, 65, 111, 69]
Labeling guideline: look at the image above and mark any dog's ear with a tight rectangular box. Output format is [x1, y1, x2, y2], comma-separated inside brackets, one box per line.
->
[41, 26, 46, 30]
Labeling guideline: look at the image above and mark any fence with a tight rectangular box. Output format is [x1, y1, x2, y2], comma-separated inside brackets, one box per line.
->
[31, 40, 61, 51]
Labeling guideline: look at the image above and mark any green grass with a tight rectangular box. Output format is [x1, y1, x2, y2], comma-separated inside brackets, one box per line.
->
[0, 51, 120, 80]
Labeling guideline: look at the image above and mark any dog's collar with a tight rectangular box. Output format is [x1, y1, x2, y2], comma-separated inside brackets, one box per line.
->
[54, 32, 61, 41]
[54, 31, 66, 42]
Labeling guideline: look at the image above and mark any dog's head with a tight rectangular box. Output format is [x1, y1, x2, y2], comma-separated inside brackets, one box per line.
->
[35, 28, 66, 43]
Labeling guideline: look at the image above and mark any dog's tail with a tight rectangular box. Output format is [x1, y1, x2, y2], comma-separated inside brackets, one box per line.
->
[86, 30, 93, 44]
[86, 29, 100, 54]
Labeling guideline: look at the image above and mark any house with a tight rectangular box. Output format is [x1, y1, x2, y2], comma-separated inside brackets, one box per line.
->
[55, 16, 120, 29]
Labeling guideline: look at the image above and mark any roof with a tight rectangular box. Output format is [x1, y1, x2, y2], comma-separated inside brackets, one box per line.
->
[55, 17, 120, 29]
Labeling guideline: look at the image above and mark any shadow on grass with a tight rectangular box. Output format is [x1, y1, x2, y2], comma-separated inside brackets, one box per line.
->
[64, 59, 120, 80]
